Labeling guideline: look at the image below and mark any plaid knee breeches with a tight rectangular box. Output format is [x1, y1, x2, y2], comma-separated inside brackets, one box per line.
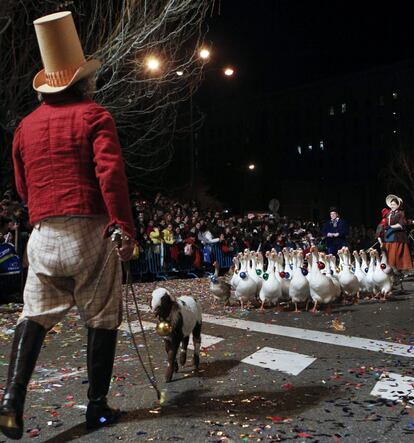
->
[19, 217, 122, 330]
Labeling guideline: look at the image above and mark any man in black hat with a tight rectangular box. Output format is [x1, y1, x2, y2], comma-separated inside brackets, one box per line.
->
[321, 207, 349, 255]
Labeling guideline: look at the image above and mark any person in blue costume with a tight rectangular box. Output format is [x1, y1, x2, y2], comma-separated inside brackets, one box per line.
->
[321, 207, 349, 255]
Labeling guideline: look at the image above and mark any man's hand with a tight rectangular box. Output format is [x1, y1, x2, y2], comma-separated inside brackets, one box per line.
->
[117, 238, 134, 261]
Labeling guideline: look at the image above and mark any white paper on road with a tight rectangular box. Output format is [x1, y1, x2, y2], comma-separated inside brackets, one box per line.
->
[242, 346, 316, 375]
[370, 372, 414, 403]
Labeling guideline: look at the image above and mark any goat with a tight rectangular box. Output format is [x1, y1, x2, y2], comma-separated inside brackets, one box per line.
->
[151, 288, 202, 382]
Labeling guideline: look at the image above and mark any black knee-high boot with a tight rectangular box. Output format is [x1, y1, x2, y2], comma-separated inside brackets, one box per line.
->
[0, 320, 47, 440]
[85, 327, 120, 429]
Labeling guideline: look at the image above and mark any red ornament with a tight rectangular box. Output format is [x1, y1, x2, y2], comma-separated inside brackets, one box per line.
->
[317, 261, 325, 270]
[380, 263, 387, 270]
[279, 271, 286, 279]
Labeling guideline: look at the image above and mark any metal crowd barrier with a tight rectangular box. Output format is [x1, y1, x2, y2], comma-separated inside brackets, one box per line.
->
[129, 242, 237, 281]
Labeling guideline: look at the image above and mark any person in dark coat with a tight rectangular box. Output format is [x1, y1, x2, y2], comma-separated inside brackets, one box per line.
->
[321, 207, 349, 255]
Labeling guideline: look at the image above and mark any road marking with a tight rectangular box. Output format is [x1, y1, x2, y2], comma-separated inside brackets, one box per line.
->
[370, 372, 414, 403]
[188, 334, 224, 350]
[120, 320, 155, 333]
[120, 319, 223, 350]
[136, 304, 414, 358]
[201, 314, 414, 358]
[242, 347, 316, 375]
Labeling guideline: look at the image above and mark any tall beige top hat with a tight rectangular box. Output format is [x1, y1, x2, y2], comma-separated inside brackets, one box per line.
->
[33, 11, 101, 93]
[385, 194, 403, 209]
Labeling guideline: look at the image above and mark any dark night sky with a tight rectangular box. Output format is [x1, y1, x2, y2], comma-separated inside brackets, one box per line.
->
[203, 0, 414, 97]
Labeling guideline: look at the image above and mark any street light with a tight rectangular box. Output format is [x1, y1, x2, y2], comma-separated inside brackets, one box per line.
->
[199, 48, 211, 60]
[224, 67, 235, 77]
[145, 56, 161, 72]
[248, 163, 255, 170]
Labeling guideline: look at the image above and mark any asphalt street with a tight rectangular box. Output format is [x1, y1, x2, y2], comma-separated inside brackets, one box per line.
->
[1, 277, 414, 442]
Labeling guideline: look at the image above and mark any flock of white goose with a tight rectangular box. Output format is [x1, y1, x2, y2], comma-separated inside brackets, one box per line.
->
[209, 246, 395, 312]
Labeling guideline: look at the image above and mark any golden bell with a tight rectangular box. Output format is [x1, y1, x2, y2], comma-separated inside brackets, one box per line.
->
[156, 321, 172, 336]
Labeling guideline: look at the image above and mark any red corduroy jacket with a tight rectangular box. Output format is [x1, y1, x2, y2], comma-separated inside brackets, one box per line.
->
[12, 92, 135, 238]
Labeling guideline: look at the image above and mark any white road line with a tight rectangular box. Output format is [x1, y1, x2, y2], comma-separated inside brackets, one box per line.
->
[242, 347, 316, 375]
[371, 372, 414, 403]
[120, 319, 223, 350]
[188, 334, 224, 350]
[136, 303, 414, 358]
[202, 313, 414, 358]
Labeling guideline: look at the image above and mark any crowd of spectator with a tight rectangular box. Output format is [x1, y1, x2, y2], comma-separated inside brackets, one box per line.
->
[131, 192, 377, 271]
[0, 190, 381, 274]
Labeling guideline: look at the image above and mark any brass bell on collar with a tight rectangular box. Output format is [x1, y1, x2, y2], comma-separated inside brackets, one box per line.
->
[156, 321, 172, 336]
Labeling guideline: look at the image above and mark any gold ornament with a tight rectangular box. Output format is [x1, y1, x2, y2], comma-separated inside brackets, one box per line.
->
[156, 321, 172, 336]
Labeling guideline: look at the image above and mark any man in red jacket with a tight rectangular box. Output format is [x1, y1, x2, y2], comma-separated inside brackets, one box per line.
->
[0, 11, 135, 439]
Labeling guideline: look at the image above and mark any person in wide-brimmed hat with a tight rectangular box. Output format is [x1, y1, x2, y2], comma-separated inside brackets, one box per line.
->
[0, 11, 135, 439]
[380, 194, 412, 276]
[321, 207, 349, 255]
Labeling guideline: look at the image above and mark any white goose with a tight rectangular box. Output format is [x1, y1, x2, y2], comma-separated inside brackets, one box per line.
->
[322, 253, 341, 302]
[280, 248, 292, 301]
[235, 251, 257, 309]
[354, 250, 371, 296]
[230, 254, 241, 290]
[259, 251, 282, 310]
[338, 247, 359, 302]
[288, 250, 310, 312]
[372, 249, 393, 300]
[308, 247, 336, 312]
[366, 249, 377, 295]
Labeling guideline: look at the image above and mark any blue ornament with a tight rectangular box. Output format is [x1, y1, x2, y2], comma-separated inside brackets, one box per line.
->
[365, 267, 369, 273]
[284, 272, 290, 279]
[263, 272, 269, 280]
[301, 268, 308, 276]
[351, 267, 355, 273]
[239, 271, 247, 279]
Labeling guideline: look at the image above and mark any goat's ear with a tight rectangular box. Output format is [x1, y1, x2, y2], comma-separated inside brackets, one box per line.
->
[160, 294, 173, 310]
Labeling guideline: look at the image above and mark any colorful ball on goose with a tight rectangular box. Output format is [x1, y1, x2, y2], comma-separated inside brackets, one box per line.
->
[279, 271, 286, 279]
[380, 263, 387, 270]
[301, 268, 308, 276]
[336, 267, 341, 273]
[156, 321, 172, 337]
[256, 269, 262, 276]
[239, 271, 247, 279]
[365, 267, 369, 273]
[317, 261, 325, 270]
[284, 272, 290, 279]
[262, 272, 269, 280]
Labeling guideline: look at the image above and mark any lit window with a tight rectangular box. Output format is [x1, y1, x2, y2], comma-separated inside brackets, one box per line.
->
[308, 144, 313, 151]
[392, 92, 398, 100]
[341, 103, 346, 113]
[297, 146, 302, 154]
[329, 106, 334, 116]
[319, 141, 324, 150]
